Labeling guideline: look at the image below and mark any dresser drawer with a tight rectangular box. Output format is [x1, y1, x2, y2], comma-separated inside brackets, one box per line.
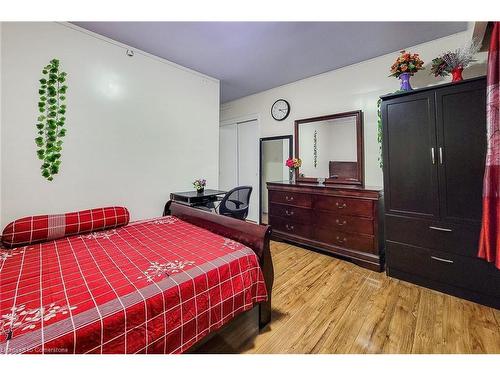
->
[386, 241, 500, 297]
[268, 203, 312, 224]
[313, 228, 375, 253]
[269, 190, 312, 208]
[385, 215, 480, 258]
[269, 216, 311, 238]
[314, 196, 373, 218]
[314, 212, 374, 235]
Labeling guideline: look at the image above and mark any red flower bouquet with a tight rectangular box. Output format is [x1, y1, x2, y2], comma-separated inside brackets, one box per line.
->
[285, 158, 302, 169]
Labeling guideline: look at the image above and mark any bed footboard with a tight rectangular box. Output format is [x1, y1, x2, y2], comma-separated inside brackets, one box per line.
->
[165, 201, 273, 328]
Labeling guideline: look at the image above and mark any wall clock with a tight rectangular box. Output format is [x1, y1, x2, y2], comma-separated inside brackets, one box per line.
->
[271, 99, 290, 121]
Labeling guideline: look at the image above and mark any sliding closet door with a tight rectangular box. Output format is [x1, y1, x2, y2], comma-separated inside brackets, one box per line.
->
[219, 124, 238, 191]
[237, 120, 259, 222]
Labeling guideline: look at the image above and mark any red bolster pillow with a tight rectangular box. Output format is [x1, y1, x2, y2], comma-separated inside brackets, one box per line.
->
[1, 206, 130, 248]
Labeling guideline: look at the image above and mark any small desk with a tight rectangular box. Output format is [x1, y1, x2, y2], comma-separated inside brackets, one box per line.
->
[169, 189, 226, 209]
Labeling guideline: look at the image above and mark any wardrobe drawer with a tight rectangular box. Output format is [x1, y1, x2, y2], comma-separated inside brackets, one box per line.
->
[268, 203, 312, 224]
[385, 215, 480, 257]
[386, 241, 500, 297]
[314, 228, 375, 253]
[268, 190, 312, 208]
[314, 196, 373, 218]
[386, 241, 429, 276]
[269, 216, 311, 238]
[315, 212, 374, 235]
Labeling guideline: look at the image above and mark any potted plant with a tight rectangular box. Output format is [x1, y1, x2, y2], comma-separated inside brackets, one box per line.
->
[430, 55, 451, 78]
[193, 178, 206, 194]
[431, 39, 481, 82]
[389, 50, 425, 91]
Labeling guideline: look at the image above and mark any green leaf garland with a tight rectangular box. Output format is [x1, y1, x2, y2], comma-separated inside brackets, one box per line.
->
[36, 59, 67, 181]
[377, 90, 404, 169]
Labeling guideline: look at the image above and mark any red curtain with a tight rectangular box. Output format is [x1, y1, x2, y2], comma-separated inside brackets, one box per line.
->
[478, 22, 500, 269]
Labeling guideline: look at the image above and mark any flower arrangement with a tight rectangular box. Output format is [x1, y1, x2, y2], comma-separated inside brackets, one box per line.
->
[431, 39, 481, 82]
[442, 39, 480, 71]
[285, 158, 302, 169]
[389, 50, 424, 78]
[430, 55, 451, 77]
[193, 178, 206, 193]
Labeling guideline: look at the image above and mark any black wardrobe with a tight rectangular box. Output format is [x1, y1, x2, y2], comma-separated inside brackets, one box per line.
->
[381, 77, 499, 308]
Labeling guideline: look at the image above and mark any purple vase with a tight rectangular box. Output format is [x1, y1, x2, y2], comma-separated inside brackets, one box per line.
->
[399, 72, 413, 91]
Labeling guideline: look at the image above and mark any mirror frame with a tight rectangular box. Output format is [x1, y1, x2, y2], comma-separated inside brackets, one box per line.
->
[294, 110, 364, 186]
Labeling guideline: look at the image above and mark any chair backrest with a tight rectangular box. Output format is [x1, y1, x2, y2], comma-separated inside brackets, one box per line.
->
[219, 186, 253, 220]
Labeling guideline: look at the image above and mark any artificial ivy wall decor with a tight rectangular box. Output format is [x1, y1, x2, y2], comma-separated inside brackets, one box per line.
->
[35, 59, 68, 181]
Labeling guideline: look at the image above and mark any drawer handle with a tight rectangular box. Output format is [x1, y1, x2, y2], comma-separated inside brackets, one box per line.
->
[285, 195, 294, 202]
[336, 236, 347, 243]
[285, 224, 295, 231]
[335, 202, 347, 209]
[335, 219, 347, 226]
[429, 226, 453, 232]
[285, 209, 295, 216]
[431, 256, 454, 264]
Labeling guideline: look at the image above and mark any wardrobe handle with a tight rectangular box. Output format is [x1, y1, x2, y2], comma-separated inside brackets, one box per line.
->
[285, 224, 294, 231]
[431, 148, 436, 165]
[431, 256, 454, 264]
[439, 147, 443, 164]
[335, 202, 347, 209]
[429, 226, 453, 232]
[285, 195, 294, 202]
[285, 209, 294, 216]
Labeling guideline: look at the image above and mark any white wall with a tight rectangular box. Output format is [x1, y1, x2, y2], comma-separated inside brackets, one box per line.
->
[220, 31, 487, 188]
[0, 22, 220, 226]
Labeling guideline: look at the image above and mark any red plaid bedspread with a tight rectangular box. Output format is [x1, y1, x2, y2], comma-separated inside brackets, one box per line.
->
[0, 216, 267, 354]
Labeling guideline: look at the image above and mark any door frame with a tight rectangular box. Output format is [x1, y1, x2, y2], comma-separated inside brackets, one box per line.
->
[259, 135, 293, 225]
[219, 114, 260, 222]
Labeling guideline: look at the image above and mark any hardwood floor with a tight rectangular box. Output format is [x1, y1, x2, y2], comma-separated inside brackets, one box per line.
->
[201, 241, 500, 354]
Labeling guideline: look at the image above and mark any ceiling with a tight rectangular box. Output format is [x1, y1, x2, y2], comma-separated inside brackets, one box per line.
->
[73, 22, 468, 103]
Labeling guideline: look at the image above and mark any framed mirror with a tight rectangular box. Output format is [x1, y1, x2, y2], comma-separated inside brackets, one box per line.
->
[294, 110, 364, 186]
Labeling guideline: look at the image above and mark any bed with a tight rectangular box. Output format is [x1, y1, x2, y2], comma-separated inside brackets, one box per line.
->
[0, 202, 273, 354]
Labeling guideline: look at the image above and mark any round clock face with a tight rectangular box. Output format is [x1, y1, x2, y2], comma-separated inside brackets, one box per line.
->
[271, 99, 290, 121]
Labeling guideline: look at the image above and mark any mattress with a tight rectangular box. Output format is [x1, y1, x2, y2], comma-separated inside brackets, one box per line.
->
[0, 215, 267, 354]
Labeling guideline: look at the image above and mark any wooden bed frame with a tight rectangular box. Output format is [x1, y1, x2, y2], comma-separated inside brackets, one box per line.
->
[165, 201, 274, 332]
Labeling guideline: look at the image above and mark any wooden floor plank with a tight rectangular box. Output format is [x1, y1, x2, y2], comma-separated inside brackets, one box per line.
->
[348, 278, 401, 353]
[412, 289, 444, 353]
[381, 281, 421, 353]
[315, 278, 380, 353]
[200, 241, 500, 354]
[462, 302, 500, 353]
[282, 263, 367, 353]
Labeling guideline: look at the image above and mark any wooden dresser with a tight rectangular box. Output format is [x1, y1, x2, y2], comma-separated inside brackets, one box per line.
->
[381, 77, 500, 308]
[267, 181, 384, 271]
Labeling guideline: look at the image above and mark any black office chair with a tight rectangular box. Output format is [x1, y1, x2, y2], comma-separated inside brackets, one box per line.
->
[217, 186, 253, 220]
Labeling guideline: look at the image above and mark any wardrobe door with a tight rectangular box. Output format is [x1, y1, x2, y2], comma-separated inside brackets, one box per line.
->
[382, 91, 440, 219]
[435, 79, 487, 223]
